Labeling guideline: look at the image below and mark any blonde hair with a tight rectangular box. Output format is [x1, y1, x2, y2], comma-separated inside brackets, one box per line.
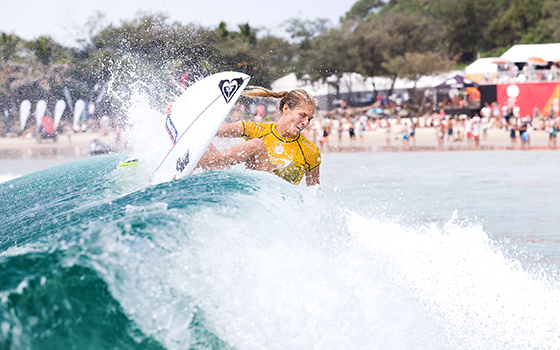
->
[241, 86, 316, 113]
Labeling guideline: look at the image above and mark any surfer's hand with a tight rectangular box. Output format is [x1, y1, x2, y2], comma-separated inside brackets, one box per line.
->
[164, 103, 173, 115]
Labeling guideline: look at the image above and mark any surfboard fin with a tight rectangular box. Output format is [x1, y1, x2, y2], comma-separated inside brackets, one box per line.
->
[118, 158, 139, 168]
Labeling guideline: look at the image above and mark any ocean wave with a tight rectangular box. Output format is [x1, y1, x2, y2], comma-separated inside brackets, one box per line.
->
[1, 155, 560, 349]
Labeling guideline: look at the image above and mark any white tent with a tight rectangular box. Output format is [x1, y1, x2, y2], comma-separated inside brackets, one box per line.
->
[500, 43, 560, 63]
[271, 71, 462, 96]
[465, 58, 498, 74]
[269, 73, 299, 91]
[270, 73, 334, 96]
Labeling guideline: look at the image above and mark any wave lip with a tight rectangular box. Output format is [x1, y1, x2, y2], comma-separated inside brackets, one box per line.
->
[0, 173, 22, 184]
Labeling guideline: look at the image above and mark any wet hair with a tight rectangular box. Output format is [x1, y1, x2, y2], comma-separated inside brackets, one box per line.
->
[241, 86, 316, 113]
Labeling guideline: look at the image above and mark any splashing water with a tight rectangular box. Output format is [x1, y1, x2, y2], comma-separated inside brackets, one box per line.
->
[0, 173, 22, 184]
[2, 91, 560, 349]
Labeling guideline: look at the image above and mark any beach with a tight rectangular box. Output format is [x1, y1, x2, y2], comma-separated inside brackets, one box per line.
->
[0, 132, 121, 158]
[0, 118, 557, 182]
[320, 123, 554, 152]
[0, 123, 555, 159]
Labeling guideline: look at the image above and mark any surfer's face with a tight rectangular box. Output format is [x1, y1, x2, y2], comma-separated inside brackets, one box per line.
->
[281, 103, 315, 137]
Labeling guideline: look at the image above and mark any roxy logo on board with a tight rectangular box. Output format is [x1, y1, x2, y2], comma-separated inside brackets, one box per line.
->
[219, 78, 244, 103]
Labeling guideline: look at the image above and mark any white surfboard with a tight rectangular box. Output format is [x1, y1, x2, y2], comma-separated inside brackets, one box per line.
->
[54, 100, 66, 130]
[19, 100, 31, 132]
[150, 71, 250, 184]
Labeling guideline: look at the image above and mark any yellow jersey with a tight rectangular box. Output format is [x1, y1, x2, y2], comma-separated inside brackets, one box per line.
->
[241, 121, 321, 185]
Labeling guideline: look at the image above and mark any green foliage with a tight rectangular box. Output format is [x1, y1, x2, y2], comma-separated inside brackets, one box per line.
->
[1, 0, 559, 114]
[430, 0, 500, 61]
[295, 22, 361, 90]
[0, 33, 24, 101]
[8, 36, 73, 102]
[0, 14, 298, 116]
[92, 14, 214, 66]
[311, 9, 447, 92]
[281, 18, 331, 52]
[0, 33, 21, 61]
[210, 22, 297, 86]
[345, 0, 385, 20]
[480, 45, 513, 59]
[382, 52, 453, 85]
[521, 0, 560, 43]
[381, 0, 437, 16]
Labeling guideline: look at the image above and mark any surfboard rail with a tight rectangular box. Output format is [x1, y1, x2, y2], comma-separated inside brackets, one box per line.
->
[150, 72, 251, 184]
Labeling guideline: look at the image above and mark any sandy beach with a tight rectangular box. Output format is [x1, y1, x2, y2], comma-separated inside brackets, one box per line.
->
[325, 124, 555, 152]
[0, 132, 123, 159]
[0, 132, 123, 179]
[0, 124, 556, 160]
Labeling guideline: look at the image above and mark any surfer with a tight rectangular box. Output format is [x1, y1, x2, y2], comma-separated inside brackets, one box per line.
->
[166, 87, 321, 186]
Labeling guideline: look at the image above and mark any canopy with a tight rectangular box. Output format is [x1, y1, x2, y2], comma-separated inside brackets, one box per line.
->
[465, 58, 499, 74]
[526, 56, 548, 66]
[501, 43, 560, 63]
[490, 57, 511, 65]
[435, 75, 479, 89]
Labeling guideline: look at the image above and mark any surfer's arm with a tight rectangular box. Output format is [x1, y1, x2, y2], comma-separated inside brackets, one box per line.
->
[216, 122, 244, 138]
[305, 167, 320, 186]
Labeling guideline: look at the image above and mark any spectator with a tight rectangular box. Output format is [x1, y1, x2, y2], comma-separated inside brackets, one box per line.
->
[465, 117, 473, 144]
[472, 115, 481, 149]
[548, 118, 558, 149]
[348, 115, 356, 143]
[409, 120, 417, 146]
[508, 117, 517, 148]
[446, 118, 454, 143]
[320, 126, 329, 150]
[401, 121, 409, 148]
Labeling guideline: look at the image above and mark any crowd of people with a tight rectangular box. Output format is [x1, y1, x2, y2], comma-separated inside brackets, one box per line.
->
[2, 92, 559, 153]
[473, 64, 560, 85]
[296, 100, 560, 151]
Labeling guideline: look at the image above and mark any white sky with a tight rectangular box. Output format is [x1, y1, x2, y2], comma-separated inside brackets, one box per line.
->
[1, 0, 355, 46]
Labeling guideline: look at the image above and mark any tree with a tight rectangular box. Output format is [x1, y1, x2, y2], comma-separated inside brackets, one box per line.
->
[0, 33, 23, 107]
[0, 33, 21, 62]
[10, 37, 72, 106]
[282, 18, 331, 48]
[85, 14, 216, 113]
[282, 18, 332, 82]
[296, 22, 362, 97]
[345, 0, 385, 20]
[381, 52, 452, 89]
[352, 10, 447, 95]
[531, 0, 560, 42]
[487, 0, 560, 45]
[210, 22, 295, 87]
[431, 0, 504, 61]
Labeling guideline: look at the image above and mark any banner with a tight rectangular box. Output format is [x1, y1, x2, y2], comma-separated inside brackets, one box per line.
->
[497, 82, 560, 117]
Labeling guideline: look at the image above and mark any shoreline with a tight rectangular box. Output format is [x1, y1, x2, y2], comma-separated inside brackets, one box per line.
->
[0, 127, 556, 183]
[0, 132, 126, 160]
[324, 144, 559, 153]
[0, 126, 557, 160]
